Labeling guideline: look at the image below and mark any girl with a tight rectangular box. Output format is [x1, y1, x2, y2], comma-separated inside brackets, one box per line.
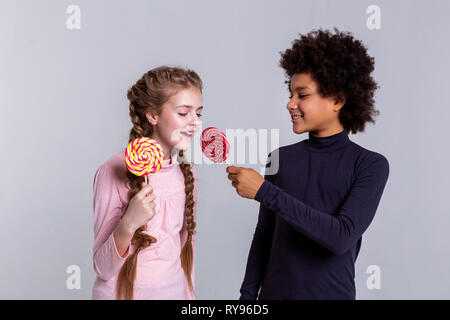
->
[92, 66, 203, 300]
[227, 28, 390, 299]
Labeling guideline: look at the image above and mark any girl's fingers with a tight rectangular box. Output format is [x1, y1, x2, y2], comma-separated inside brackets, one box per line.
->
[138, 184, 153, 198]
[144, 193, 156, 203]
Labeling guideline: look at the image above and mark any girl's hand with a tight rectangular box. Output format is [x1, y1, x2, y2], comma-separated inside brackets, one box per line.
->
[121, 182, 157, 233]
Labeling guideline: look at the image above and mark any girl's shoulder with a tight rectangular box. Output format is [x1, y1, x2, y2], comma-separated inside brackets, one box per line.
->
[97, 150, 128, 180]
[94, 150, 129, 203]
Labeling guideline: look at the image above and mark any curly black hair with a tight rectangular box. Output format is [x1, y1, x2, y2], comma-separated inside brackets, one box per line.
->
[279, 27, 380, 134]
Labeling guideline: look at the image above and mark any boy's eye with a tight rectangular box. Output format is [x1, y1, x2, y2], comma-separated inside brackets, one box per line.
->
[289, 94, 308, 99]
[196, 113, 203, 118]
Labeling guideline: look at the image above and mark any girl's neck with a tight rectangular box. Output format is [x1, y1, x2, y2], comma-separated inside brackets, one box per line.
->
[148, 133, 173, 160]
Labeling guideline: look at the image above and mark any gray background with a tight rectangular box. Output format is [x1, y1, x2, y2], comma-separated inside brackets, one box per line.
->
[1, 0, 449, 299]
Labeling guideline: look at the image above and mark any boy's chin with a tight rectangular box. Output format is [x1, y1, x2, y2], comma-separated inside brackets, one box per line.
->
[293, 126, 308, 134]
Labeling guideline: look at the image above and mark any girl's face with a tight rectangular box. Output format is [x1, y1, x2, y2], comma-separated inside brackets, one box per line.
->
[287, 73, 345, 137]
[146, 87, 203, 159]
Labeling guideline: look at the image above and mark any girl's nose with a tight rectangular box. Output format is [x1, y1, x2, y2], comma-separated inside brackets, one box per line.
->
[188, 117, 201, 131]
[191, 117, 201, 126]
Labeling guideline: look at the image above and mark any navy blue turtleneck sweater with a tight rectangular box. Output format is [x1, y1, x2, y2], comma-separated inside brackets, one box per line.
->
[239, 129, 389, 300]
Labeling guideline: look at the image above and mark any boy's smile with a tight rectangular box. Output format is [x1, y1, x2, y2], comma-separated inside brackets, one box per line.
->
[287, 72, 345, 137]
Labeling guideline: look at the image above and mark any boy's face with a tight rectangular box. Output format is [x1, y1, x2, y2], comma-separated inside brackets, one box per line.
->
[287, 73, 344, 136]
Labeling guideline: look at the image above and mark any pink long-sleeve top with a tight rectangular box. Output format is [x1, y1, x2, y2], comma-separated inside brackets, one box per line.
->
[91, 150, 197, 300]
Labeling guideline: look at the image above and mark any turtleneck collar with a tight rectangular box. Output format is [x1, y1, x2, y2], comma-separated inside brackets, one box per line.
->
[304, 129, 352, 153]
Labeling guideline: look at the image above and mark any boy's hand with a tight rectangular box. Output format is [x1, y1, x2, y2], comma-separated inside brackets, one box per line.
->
[226, 166, 265, 199]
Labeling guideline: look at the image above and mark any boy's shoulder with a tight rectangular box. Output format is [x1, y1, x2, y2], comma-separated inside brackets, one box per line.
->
[347, 140, 389, 167]
[284, 133, 385, 154]
[268, 135, 388, 168]
[267, 138, 305, 158]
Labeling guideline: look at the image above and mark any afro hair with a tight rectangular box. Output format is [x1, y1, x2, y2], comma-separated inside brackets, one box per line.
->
[279, 27, 380, 134]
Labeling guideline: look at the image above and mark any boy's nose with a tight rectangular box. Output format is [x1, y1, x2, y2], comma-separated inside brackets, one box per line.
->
[286, 102, 297, 111]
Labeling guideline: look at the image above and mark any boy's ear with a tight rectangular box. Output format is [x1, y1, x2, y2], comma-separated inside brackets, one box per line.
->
[333, 92, 346, 110]
[145, 111, 158, 126]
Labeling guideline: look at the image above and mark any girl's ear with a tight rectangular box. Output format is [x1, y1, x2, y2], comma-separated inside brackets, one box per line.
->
[146, 111, 158, 126]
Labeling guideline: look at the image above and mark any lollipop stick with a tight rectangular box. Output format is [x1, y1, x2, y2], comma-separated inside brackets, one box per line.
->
[145, 175, 148, 186]
[224, 159, 231, 166]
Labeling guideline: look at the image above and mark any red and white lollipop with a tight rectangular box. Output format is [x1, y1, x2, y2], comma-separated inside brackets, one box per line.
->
[200, 127, 230, 165]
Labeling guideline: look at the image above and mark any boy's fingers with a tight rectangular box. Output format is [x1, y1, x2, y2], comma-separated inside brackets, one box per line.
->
[226, 166, 240, 174]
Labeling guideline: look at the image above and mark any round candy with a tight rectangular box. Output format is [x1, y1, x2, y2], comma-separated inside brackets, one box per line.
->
[124, 137, 164, 177]
[200, 127, 230, 163]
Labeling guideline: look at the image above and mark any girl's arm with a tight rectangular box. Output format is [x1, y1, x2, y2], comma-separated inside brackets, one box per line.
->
[254, 155, 390, 255]
[92, 165, 132, 281]
[113, 220, 134, 257]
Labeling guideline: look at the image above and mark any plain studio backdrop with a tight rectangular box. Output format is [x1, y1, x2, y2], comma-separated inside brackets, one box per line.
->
[1, 0, 449, 299]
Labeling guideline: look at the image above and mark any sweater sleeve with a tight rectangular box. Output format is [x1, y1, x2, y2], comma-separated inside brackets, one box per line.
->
[239, 155, 276, 300]
[92, 165, 131, 281]
[182, 165, 197, 300]
[254, 155, 390, 255]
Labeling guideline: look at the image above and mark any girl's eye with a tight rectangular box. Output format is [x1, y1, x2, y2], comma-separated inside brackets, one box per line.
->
[178, 113, 203, 118]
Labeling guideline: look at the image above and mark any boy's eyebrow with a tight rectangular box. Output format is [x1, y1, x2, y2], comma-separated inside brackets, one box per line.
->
[175, 105, 203, 110]
[290, 86, 310, 92]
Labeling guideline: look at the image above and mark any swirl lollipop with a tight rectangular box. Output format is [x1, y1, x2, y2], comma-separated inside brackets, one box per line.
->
[200, 127, 230, 165]
[124, 137, 165, 185]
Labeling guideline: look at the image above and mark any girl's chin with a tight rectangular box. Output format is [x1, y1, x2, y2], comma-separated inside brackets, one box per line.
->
[173, 137, 192, 150]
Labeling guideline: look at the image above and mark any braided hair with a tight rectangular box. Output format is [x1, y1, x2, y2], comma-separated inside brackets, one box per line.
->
[116, 66, 202, 299]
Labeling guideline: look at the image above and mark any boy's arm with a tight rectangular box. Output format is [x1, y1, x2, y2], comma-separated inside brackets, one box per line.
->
[254, 155, 389, 255]
[239, 201, 275, 300]
[239, 153, 277, 300]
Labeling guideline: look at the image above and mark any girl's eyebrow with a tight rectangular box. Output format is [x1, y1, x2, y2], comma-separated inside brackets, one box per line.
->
[175, 105, 203, 110]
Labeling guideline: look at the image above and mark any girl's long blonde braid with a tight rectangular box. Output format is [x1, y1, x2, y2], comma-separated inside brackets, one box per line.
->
[116, 66, 201, 299]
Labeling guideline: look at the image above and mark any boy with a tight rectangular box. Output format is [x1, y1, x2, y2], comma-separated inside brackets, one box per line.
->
[227, 28, 390, 300]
